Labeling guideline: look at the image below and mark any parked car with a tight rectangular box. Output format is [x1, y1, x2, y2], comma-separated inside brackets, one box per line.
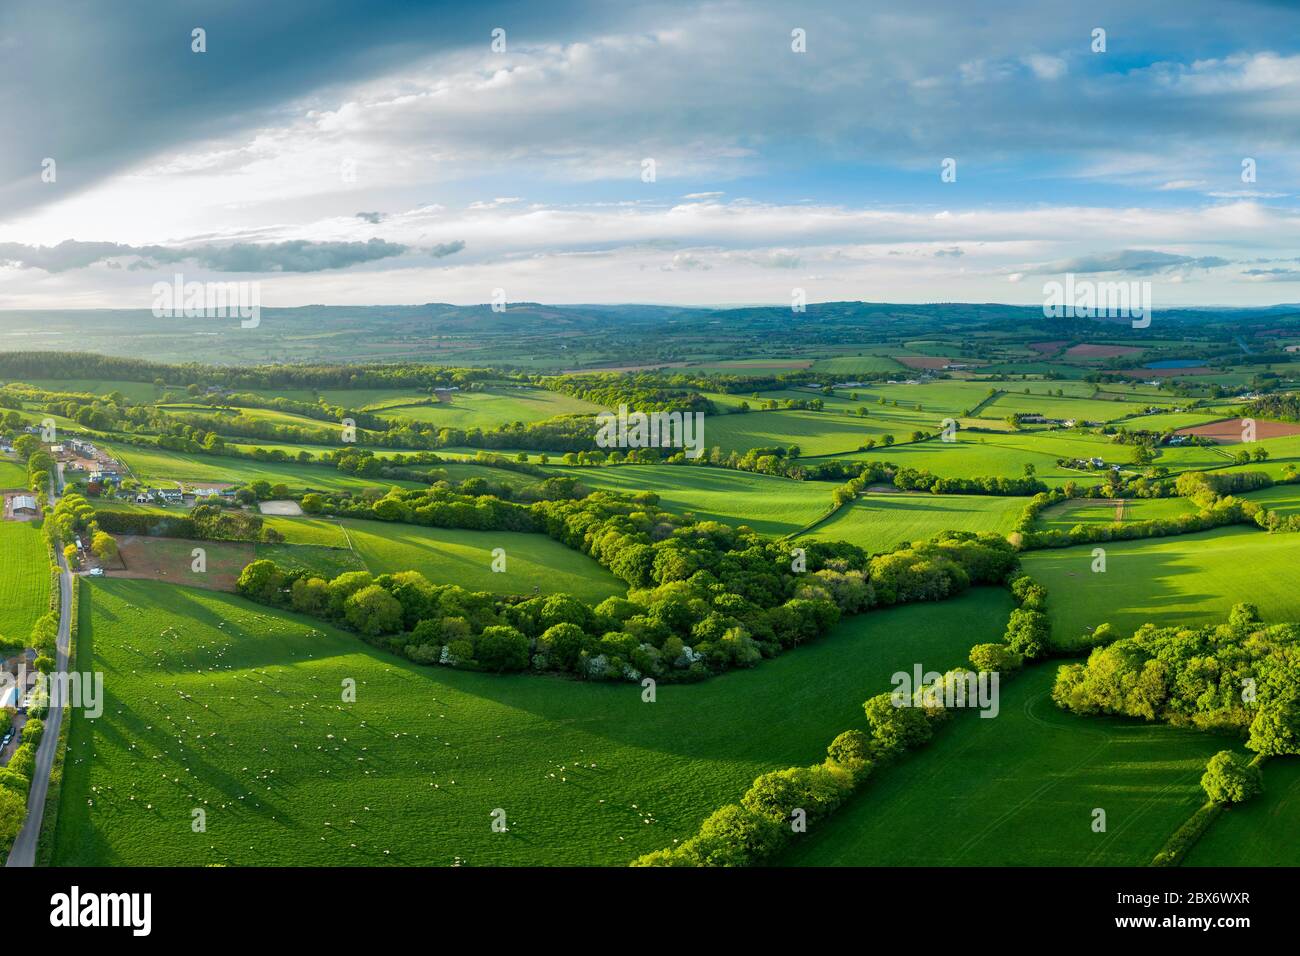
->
[87, 567, 104, 576]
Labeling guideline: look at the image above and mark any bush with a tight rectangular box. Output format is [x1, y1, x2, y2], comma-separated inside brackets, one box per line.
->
[1200, 751, 1263, 804]
[0, 769, 29, 796]
[20, 717, 43, 748]
[475, 626, 530, 672]
[6, 743, 36, 780]
[969, 642, 1024, 673]
[825, 730, 874, 781]
[538, 622, 586, 671]
[343, 585, 403, 636]
[863, 692, 933, 753]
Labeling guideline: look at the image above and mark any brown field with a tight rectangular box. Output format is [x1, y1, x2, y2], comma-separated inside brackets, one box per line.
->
[1175, 418, 1300, 444]
[1063, 343, 1144, 359]
[894, 355, 984, 370]
[110, 535, 253, 591]
[1027, 340, 1067, 355]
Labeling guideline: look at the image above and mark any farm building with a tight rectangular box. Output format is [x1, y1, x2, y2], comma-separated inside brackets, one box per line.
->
[12, 495, 38, 515]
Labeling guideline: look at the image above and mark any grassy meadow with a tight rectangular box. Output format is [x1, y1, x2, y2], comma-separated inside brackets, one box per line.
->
[336, 519, 626, 601]
[50, 579, 1013, 866]
[780, 665, 1241, 866]
[804, 492, 1026, 553]
[1021, 527, 1300, 649]
[0, 519, 51, 647]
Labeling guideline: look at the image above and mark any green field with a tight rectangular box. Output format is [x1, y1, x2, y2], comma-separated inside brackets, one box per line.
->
[1183, 758, 1300, 866]
[1239, 483, 1300, 518]
[0, 457, 27, 488]
[780, 665, 1242, 866]
[337, 519, 626, 601]
[1036, 496, 1196, 532]
[105, 443, 425, 493]
[804, 493, 1025, 553]
[0, 520, 51, 647]
[1021, 527, 1300, 648]
[374, 387, 603, 429]
[21, 378, 165, 403]
[985, 391, 1148, 423]
[704, 410, 885, 456]
[546, 464, 835, 535]
[50, 579, 1013, 866]
[254, 542, 368, 578]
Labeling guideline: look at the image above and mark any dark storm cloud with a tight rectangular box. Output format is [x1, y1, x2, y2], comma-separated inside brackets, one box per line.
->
[0, 0, 618, 217]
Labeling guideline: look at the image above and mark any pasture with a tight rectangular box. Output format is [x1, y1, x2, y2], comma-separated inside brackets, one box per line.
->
[0, 457, 28, 488]
[337, 519, 626, 601]
[780, 665, 1242, 866]
[104, 443, 426, 493]
[546, 464, 835, 535]
[804, 493, 1025, 553]
[1036, 496, 1195, 532]
[0, 519, 51, 648]
[1182, 758, 1300, 866]
[373, 387, 603, 429]
[50, 580, 1013, 866]
[1021, 527, 1300, 649]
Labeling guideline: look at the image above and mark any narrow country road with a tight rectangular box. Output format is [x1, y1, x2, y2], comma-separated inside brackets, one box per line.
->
[5, 472, 72, 867]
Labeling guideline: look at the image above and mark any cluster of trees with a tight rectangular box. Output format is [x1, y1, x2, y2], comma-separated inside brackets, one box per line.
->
[0, 716, 44, 852]
[237, 559, 840, 681]
[1002, 575, 1051, 659]
[94, 502, 279, 543]
[1245, 392, 1300, 423]
[0, 351, 508, 393]
[239, 490, 1017, 683]
[1053, 603, 1300, 755]
[540, 373, 716, 415]
[892, 467, 1047, 496]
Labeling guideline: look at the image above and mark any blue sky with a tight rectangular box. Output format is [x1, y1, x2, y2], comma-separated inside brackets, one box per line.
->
[4, 0, 1300, 308]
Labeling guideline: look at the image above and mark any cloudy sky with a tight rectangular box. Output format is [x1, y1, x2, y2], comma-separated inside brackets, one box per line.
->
[4, 0, 1300, 309]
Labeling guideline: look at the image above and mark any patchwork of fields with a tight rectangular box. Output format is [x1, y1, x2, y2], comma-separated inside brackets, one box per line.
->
[9, 353, 1300, 872]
